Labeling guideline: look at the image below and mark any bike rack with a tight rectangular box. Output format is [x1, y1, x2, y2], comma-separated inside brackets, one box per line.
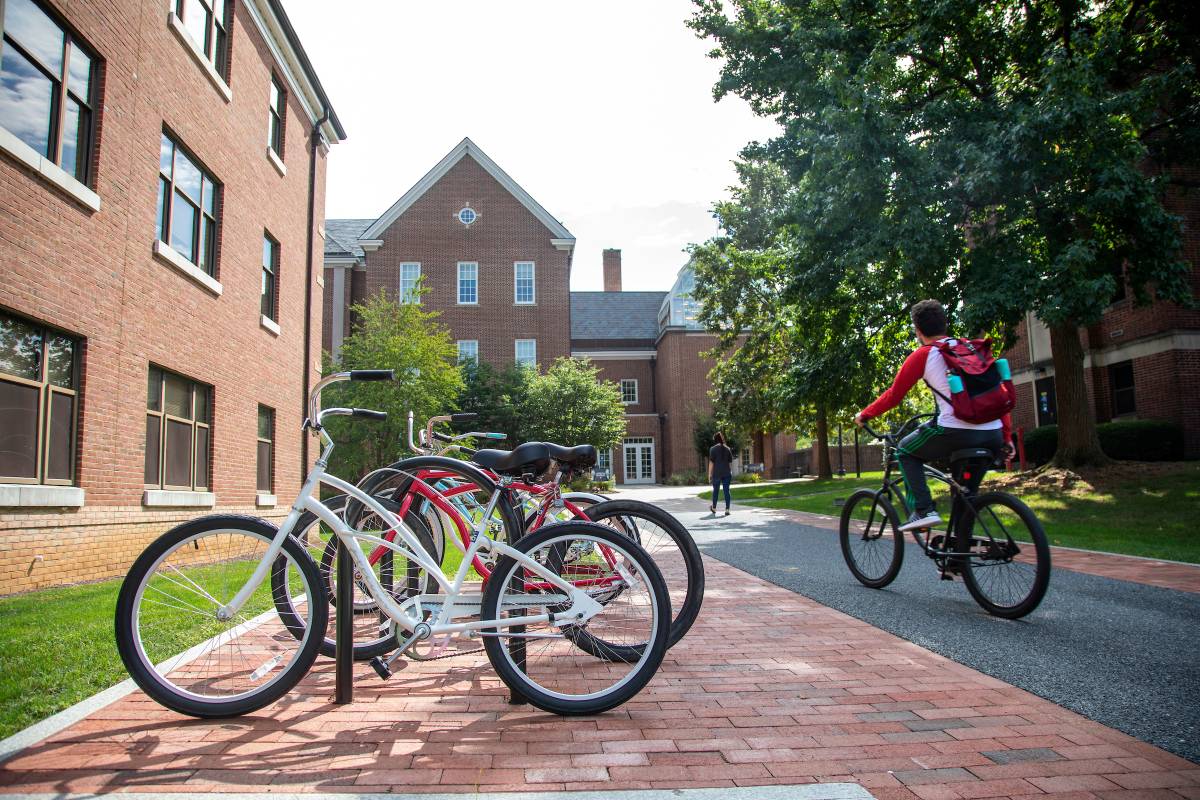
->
[335, 539, 354, 704]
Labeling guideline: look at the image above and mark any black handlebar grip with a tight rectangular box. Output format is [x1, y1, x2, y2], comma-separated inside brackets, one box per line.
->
[450, 413, 478, 422]
[349, 370, 395, 381]
[351, 408, 388, 421]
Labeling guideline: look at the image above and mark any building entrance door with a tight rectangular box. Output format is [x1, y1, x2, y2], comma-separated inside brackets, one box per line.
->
[622, 437, 655, 484]
[1035, 376, 1057, 427]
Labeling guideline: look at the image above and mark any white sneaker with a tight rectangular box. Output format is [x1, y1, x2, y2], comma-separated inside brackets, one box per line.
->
[899, 510, 942, 531]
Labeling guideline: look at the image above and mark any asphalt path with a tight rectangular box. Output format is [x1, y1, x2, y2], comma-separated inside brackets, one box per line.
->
[642, 490, 1200, 765]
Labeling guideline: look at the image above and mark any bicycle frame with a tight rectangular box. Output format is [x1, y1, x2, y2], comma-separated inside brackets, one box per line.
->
[864, 416, 1015, 562]
[366, 468, 621, 589]
[219, 431, 606, 640]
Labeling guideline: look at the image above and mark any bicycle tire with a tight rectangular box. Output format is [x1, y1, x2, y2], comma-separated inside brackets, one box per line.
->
[115, 515, 326, 718]
[839, 489, 904, 588]
[958, 492, 1051, 619]
[274, 498, 438, 660]
[480, 521, 670, 715]
[564, 498, 703, 654]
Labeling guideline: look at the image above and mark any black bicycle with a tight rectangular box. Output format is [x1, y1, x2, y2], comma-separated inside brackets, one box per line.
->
[840, 413, 1051, 619]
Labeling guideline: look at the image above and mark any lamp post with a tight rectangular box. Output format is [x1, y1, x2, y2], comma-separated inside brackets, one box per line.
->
[837, 424, 846, 477]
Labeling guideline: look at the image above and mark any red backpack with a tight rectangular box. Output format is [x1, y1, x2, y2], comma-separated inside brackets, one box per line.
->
[928, 338, 1016, 424]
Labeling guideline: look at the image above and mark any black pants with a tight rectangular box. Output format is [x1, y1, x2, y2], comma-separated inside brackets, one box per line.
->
[897, 423, 1004, 513]
[711, 474, 731, 509]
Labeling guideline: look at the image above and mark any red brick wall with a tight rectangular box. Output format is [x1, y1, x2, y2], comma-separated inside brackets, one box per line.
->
[586, 357, 656, 414]
[654, 331, 720, 477]
[0, 0, 328, 588]
[357, 156, 572, 369]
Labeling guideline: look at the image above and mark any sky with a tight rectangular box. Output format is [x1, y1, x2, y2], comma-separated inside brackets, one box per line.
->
[284, 0, 780, 292]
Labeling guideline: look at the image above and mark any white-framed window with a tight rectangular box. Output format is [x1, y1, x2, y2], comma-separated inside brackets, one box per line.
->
[457, 339, 478, 364]
[514, 261, 535, 305]
[457, 261, 478, 305]
[596, 448, 611, 474]
[515, 338, 536, 368]
[620, 379, 638, 404]
[399, 262, 421, 304]
[175, 0, 230, 78]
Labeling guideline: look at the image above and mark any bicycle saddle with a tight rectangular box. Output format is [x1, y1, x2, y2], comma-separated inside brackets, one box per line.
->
[949, 447, 996, 464]
[471, 442, 551, 477]
[544, 443, 597, 470]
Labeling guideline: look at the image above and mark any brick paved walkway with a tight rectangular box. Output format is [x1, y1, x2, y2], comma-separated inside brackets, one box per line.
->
[1, 556, 1195, 796]
[761, 506, 1200, 594]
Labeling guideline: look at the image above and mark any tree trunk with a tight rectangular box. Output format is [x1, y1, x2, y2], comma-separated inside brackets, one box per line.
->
[1048, 322, 1109, 468]
[814, 405, 833, 479]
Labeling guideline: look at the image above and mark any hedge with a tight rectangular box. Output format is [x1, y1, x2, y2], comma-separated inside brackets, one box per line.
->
[1020, 420, 1185, 464]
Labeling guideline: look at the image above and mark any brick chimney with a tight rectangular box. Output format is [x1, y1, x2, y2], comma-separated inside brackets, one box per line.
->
[603, 249, 622, 292]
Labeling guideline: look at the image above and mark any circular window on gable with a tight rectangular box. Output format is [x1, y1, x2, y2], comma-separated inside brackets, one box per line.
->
[458, 206, 477, 226]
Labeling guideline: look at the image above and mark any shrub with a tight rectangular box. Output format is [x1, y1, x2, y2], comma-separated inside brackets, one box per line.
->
[665, 469, 707, 486]
[1097, 420, 1184, 461]
[735, 472, 762, 484]
[1023, 425, 1058, 465]
[1020, 420, 1185, 464]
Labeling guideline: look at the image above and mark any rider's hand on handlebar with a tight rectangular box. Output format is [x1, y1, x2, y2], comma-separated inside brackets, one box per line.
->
[1002, 442, 1016, 461]
[853, 412, 865, 428]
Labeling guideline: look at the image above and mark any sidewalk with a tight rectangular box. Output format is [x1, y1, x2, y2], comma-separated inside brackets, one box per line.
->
[1, 556, 1195, 796]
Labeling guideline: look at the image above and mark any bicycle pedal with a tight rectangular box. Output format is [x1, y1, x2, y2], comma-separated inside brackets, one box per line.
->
[939, 572, 955, 581]
[368, 656, 392, 681]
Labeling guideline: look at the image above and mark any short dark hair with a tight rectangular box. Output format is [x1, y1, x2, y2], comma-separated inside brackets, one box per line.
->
[714, 432, 726, 445]
[910, 300, 948, 336]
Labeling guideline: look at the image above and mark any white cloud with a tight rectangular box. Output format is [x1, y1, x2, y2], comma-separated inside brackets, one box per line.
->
[284, 0, 778, 290]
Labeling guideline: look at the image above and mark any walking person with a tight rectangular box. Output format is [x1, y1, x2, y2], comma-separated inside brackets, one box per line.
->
[708, 432, 734, 516]
[854, 299, 1015, 532]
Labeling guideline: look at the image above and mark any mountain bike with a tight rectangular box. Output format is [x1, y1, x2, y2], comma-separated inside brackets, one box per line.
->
[842, 414, 1051, 619]
[115, 370, 671, 717]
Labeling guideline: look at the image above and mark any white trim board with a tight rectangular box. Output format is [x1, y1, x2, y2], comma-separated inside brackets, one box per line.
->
[361, 138, 575, 245]
[0, 784, 875, 800]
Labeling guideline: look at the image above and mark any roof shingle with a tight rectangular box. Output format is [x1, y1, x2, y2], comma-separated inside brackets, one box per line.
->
[570, 292, 667, 342]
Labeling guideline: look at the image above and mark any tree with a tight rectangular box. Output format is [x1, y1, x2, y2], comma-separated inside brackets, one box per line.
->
[690, 0, 1197, 467]
[455, 360, 531, 447]
[518, 358, 627, 451]
[692, 413, 746, 466]
[324, 291, 462, 480]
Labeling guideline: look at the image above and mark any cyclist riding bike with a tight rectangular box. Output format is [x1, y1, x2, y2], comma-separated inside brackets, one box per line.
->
[854, 300, 1015, 532]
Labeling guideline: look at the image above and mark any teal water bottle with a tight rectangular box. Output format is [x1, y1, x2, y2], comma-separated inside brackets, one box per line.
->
[996, 358, 1011, 380]
[947, 373, 964, 394]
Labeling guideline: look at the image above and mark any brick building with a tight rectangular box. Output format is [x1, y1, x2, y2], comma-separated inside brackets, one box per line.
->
[1003, 191, 1200, 458]
[0, 0, 344, 593]
[324, 138, 795, 484]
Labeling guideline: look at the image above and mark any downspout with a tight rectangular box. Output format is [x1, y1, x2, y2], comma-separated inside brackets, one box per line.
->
[302, 106, 330, 480]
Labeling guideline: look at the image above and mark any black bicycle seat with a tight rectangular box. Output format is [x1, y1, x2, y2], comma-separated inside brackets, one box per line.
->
[544, 443, 597, 470]
[949, 447, 996, 464]
[471, 442, 551, 477]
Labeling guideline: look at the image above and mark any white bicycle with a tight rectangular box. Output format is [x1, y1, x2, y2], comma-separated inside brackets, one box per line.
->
[114, 370, 671, 717]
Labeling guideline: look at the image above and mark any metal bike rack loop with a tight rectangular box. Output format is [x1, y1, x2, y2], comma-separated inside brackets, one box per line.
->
[335, 538, 354, 704]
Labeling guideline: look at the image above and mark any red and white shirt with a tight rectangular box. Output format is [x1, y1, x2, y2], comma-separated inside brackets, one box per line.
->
[860, 338, 1011, 438]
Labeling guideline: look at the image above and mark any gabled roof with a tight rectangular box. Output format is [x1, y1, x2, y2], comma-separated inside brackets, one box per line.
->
[570, 292, 668, 341]
[324, 218, 373, 260]
[360, 138, 575, 245]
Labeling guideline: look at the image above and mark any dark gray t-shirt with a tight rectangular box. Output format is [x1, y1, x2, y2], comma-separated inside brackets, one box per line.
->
[709, 444, 733, 479]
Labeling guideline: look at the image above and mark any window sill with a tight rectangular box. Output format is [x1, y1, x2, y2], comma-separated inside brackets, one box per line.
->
[153, 240, 223, 295]
[261, 315, 280, 336]
[143, 489, 216, 507]
[256, 493, 277, 508]
[0, 484, 85, 508]
[0, 126, 101, 212]
[167, 11, 232, 103]
[266, 147, 287, 177]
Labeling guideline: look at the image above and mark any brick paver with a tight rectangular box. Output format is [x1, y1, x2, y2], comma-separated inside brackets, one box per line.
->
[0, 556, 1195, 796]
[763, 506, 1200, 594]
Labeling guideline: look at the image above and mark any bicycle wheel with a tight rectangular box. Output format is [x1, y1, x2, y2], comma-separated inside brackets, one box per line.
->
[115, 515, 326, 717]
[480, 521, 670, 716]
[839, 489, 904, 588]
[275, 497, 438, 660]
[958, 492, 1051, 619]
[568, 499, 703, 655]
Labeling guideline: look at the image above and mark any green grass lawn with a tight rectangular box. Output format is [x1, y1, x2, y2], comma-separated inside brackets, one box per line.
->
[0, 534, 473, 742]
[703, 464, 1200, 563]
